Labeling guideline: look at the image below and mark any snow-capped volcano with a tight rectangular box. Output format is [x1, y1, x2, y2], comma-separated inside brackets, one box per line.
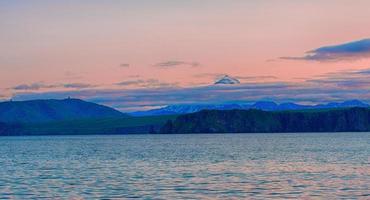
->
[214, 75, 240, 85]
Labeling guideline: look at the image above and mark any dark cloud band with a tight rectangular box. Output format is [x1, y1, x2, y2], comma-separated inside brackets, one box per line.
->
[12, 82, 94, 91]
[11, 68, 370, 112]
[281, 38, 370, 61]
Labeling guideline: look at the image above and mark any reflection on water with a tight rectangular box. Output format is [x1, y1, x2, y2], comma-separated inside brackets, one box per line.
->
[0, 133, 369, 199]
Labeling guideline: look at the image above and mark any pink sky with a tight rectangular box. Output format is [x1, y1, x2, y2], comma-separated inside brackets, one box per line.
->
[1, 1, 370, 110]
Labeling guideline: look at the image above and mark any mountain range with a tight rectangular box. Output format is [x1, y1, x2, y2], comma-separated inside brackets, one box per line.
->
[130, 100, 369, 116]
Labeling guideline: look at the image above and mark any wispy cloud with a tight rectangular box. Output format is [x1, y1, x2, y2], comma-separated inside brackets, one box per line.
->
[194, 73, 277, 83]
[193, 73, 225, 78]
[116, 80, 145, 86]
[119, 63, 130, 67]
[12, 82, 95, 91]
[235, 75, 277, 81]
[306, 68, 370, 89]
[116, 79, 178, 88]
[0, 94, 7, 99]
[154, 60, 200, 68]
[281, 38, 370, 61]
[12, 83, 58, 91]
[63, 83, 95, 89]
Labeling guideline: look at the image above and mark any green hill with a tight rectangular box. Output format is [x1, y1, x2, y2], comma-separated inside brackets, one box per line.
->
[0, 98, 126, 123]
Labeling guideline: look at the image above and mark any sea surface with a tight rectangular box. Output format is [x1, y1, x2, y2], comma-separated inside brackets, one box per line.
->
[0, 133, 369, 199]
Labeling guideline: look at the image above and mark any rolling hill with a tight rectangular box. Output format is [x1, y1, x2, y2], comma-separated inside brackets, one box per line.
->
[0, 98, 126, 123]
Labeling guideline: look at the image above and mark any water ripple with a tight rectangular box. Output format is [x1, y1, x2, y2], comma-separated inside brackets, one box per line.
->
[0, 133, 369, 199]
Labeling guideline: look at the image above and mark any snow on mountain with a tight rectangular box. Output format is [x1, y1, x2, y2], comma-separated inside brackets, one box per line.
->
[214, 75, 240, 85]
[129, 100, 370, 116]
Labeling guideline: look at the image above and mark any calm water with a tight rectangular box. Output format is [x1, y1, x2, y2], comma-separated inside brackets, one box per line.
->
[0, 133, 369, 199]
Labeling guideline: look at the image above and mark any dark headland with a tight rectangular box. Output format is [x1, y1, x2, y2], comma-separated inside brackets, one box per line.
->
[160, 108, 370, 134]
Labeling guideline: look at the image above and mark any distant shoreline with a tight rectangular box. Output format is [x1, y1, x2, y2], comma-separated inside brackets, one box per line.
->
[1, 131, 370, 137]
[2, 98, 370, 136]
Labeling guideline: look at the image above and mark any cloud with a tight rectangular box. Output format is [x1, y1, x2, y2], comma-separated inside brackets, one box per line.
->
[119, 63, 130, 67]
[194, 73, 277, 83]
[12, 82, 95, 91]
[116, 80, 145, 86]
[193, 73, 225, 78]
[0, 94, 7, 99]
[235, 75, 277, 81]
[281, 38, 370, 61]
[12, 68, 370, 112]
[12, 83, 58, 90]
[306, 68, 370, 89]
[154, 60, 200, 67]
[116, 79, 178, 88]
[63, 83, 95, 89]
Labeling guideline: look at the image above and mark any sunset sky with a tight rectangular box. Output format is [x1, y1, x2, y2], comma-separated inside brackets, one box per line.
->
[1, 0, 370, 111]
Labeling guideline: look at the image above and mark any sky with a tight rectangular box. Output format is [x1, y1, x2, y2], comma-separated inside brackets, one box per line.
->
[1, 0, 370, 111]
